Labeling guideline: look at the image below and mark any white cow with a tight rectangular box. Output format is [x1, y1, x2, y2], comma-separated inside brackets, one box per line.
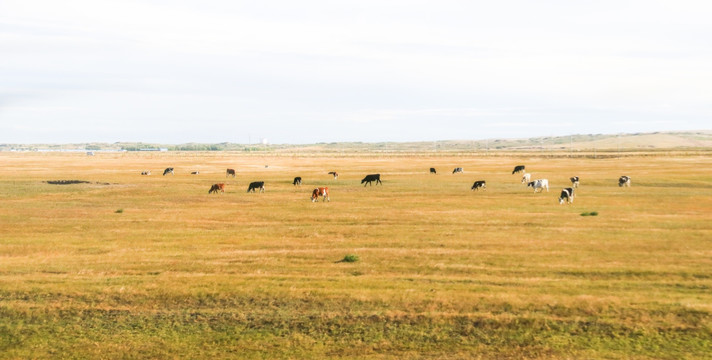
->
[527, 179, 549, 193]
[521, 173, 531, 184]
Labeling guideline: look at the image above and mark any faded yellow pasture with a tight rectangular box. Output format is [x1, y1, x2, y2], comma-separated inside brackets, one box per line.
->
[1, 152, 711, 359]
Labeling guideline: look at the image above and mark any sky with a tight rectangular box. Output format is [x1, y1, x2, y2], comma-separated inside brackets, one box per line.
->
[1, 0, 711, 144]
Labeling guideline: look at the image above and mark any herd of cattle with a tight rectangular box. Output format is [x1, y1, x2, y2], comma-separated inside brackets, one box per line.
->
[143, 165, 632, 204]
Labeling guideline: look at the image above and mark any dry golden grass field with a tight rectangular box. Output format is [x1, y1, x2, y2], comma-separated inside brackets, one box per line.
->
[1, 151, 711, 359]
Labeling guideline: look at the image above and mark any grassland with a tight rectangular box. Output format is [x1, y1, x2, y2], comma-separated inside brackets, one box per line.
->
[1, 151, 711, 359]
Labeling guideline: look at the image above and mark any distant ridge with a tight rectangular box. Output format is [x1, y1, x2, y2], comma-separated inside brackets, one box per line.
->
[2, 130, 711, 152]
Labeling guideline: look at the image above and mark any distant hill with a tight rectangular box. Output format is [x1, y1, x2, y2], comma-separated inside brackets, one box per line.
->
[2, 130, 711, 153]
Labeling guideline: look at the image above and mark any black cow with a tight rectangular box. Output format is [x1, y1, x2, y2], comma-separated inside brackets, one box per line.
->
[293, 177, 302, 186]
[163, 167, 174, 176]
[430, 168, 437, 174]
[471, 180, 486, 191]
[618, 176, 631, 187]
[247, 181, 265, 193]
[559, 187, 574, 204]
[361, 174, 382, 186]
[570, 176, 580, 188]
[512, 165, 525, 174]
[452, 167, 464, 174]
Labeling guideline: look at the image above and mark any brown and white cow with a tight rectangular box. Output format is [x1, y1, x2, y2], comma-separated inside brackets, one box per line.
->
[209, 183, 225, 194]
[311, 187, 330, 202]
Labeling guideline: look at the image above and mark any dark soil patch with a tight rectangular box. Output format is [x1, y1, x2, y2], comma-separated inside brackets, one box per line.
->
[46, 180, 91, 185]
[45, 180, 112, 185]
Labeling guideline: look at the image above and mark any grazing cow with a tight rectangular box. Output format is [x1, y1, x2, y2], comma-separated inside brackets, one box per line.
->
[570, 176, 580, 188]
[311, 187, 330, 202]
[209, 183, 225, 194]
[527, 179, 549, 192]
[140, 170, 151, 176]
[521, 173, 531, 184]
[328, 171, 338, 179]
[471, 180, 486, 191]
[247, 181, 265, 193]
[293, 177, 302, 186]
[163, 167, 174, 176]
[512, 165, 526, 174]
[226, 168, 236, 178]
[452, 167, 464, 174]
[191, 171, 200, 175]
[430, 168, 437, 174]
[361, 174, 382, 186]
[559, 187, 574, 204]
[619, 176, 631, 187]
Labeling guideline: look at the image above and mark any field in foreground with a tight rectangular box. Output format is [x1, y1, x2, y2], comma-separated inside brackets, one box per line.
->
[1, 152, 711, 359]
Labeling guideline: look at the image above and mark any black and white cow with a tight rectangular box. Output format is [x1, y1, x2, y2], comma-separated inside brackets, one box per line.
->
[140, 170, 151, 176]
[361, 174, 382, 186]
[293, 177, 302, 186]
[512, 165, 526, 174]
[163, 167, 174, 176]
[471, 180, 486, 191]
[618, 176, 631, 187]
[559, 187, 574, 204]
[247, 181, 265, 193]
[527, 179, 549, 192]
[452, 167, 464, 174]
[328, 171, 339, 179]
[570, 176, 579, 188]
[190, 171, 200, 175]
[430, 167, 437, 174]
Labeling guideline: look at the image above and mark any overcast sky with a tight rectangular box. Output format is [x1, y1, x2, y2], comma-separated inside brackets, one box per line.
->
[1, 1, 710, 144]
